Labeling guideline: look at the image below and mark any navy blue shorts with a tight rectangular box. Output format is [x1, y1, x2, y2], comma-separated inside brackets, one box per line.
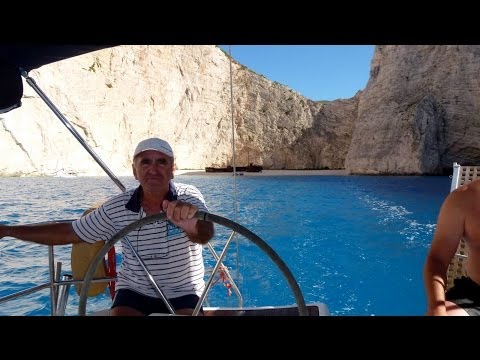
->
[111, 288, 203, 315]
[445, 276, 480, 316]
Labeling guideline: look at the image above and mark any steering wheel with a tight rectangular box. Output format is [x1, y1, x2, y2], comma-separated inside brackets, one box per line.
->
[78, 211, 308, 316]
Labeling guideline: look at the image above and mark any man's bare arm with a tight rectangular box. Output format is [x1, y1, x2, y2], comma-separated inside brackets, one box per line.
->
[424, 190, 465, 315]
[0, 222, 82, 246]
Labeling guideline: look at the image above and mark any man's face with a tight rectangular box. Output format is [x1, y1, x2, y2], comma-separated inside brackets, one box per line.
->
[132, 150, 174, 190]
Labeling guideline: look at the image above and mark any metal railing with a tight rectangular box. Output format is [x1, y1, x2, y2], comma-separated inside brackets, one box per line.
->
[0, 240, 243, 316]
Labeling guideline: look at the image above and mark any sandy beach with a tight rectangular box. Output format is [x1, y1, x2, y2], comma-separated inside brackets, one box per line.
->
[175, 169, 348, 176]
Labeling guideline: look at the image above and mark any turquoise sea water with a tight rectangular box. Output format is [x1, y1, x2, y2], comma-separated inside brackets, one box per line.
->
[0, 174, 451, 316]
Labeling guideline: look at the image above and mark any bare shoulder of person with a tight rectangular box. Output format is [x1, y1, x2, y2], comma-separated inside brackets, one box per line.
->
[445, 182, 480, 216]
[446, 186, 470, 209]
[456, 181, 475, 194]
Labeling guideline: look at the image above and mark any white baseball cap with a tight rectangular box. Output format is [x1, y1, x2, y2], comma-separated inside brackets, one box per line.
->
[133, 138, 174, 158]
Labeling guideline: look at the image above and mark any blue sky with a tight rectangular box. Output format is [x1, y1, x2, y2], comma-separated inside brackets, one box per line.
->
[219, 45, 375, 101]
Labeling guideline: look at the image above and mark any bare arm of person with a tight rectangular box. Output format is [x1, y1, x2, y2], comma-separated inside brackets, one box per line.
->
[424, 189, 466, 315]
[162, 200, 214, 245]
[0, 222, 82, 246]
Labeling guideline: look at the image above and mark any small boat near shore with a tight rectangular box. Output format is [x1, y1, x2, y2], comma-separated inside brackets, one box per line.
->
[205, 164, 263, 173]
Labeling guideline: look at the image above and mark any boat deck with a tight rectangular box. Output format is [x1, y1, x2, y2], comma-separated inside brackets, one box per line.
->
[203, 303, 329, 316]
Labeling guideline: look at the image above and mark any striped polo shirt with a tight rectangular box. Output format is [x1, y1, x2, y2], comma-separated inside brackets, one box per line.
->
[72, 181, 208, 300]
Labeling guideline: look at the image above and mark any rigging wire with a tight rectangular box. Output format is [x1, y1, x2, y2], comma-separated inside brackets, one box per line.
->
[227, 45, 240, 272]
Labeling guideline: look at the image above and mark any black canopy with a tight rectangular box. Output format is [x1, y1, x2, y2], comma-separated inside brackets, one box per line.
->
[0, 45, 114, 113]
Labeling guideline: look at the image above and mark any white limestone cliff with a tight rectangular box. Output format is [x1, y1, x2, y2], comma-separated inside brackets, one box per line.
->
[2, 45, 480, 176]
